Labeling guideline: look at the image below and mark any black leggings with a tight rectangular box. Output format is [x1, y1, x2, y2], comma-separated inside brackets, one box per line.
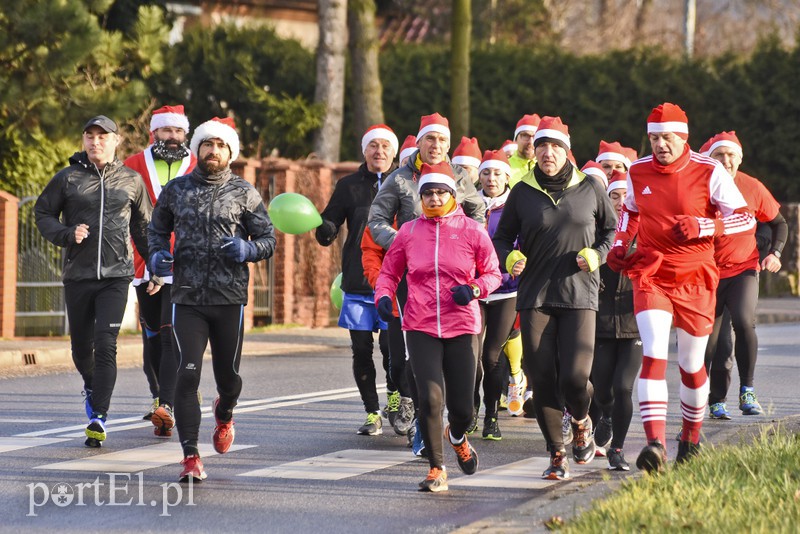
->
[64, 277, 130, 417]
[173, 304, 244, 457]
[386, 316, 411, 397]
[591, 338, 642, 449]
[349, 328, 392, 413]
[520, 308, 596, 452]
[406, 331, 478, 469]
[135, 284, 178, 406]
[479, 298, 518, 417]
[705, 270, 759, 403]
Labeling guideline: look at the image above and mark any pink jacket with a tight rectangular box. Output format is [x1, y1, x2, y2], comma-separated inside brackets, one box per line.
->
[375, 206, 502, 338]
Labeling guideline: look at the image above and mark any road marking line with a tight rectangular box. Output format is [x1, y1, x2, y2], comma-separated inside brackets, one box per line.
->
[238, 449, 413, 480]
[0, 418, 51, 424]
[34, 442, 255, 473]
[448, 457, 600, 489]
[0, 437, 70, 454]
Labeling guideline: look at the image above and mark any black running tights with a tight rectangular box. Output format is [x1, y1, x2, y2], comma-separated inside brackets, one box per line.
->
[591, 337, 642, 449]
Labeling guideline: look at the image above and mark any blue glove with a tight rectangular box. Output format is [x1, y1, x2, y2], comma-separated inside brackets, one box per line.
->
[149, 250, 174, 277]
[221, 236, 258, 263]
[377, 296, 394, 321]
[450, 285, 474, 306]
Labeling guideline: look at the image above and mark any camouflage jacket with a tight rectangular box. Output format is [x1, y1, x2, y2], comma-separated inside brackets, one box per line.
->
[148, 168, 275, 306]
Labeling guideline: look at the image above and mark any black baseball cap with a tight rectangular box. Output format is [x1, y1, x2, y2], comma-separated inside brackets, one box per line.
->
[82, 115, 118, 133]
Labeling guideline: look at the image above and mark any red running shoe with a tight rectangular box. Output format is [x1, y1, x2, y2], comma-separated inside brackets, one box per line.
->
[212, 397, 235, 454]
[179, 454, 207, 483]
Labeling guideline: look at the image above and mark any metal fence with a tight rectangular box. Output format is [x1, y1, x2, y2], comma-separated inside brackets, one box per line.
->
[16, 191, 67, 336]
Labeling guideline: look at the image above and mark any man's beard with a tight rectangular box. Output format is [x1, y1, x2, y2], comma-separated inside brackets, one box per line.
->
[198, 156, 227, 174]
[151, 139, 190, 164]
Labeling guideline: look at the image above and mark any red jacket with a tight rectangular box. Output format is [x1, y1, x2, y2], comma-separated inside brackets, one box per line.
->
[361, 224, 399, 317]
[124, 148, 196, 284]
[375, 206, 501, 338]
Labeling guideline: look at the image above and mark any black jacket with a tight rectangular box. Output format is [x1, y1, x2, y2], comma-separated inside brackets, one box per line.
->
[35, 152, 151, 283]
[596, 263, 639, 338]
[315, 162, 396, 295]
[148, 168, 275, 306]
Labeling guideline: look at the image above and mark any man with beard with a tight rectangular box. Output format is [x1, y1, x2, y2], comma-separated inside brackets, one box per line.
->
[148, 117, 276, 482]
[35, 115, 152, 447]
[124, 105, 196, 436]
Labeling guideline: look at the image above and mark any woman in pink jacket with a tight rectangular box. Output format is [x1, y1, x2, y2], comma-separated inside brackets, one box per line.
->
[375, 161, 502, 493]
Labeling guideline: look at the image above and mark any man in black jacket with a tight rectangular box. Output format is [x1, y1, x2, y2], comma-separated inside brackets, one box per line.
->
[315, 124, 407, 437]
[35, 115, 152, 448]
[149, 117, 276, 483]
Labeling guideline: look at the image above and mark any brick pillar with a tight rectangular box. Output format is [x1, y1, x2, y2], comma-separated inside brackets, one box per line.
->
[0, 191, 19, 338]
[231, 159, 262, 331]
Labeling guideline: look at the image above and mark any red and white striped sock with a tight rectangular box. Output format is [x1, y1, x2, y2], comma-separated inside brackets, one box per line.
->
[635, 309, 673, 445]
[676, 328, 709, 444]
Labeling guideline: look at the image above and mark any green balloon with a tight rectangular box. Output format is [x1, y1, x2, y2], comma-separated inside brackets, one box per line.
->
[330, 272, 343, 309]
[268, 192, 323, 234]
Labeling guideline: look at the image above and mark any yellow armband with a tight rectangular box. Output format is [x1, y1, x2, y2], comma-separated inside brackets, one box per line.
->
[505, 250, 527, 274]
[577, 247, 600, 272]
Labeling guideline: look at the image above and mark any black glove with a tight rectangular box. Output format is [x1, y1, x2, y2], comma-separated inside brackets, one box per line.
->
[221, 236, 258, 263]
[450, 285, 474, 306]
[377, 296, 394, 321]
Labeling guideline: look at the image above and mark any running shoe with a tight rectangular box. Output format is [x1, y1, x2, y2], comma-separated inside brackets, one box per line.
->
[466, 408, 479, 435]
[383, 390, 400, 428]
[636, 439, 667, 474]
[212, 397, 236, 453]
[152, 404, 175, 438]
[446, 425, 479, 475]
[406, 419, 416, 448]
[571, 416, 595, 464]
[507, 372, 527, 416]
[418, 466, 447, 492]
[411, 420, 427, 458]
[179, 454, 207, 483]
[607, 448, 630, 471]
[739, 387, 763, 415]
[562, 409, 573, 446]
[357, 412, 383, 436]
[709, 402, 732, 420]
[543, 449, 570, 480]
[143, 397, 159, 420]
[594, 416, 613, 449]
[85, 417, 106, 447]
[393, 397, 415, 435]
[82, 388, 94, 420]
[482, 416, 502, 441]
[676, 440, 702, 464]
[499, 393, 508, 410]
[522, 390, 536, 418]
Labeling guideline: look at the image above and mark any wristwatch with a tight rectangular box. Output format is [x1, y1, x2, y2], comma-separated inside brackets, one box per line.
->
[470, 284, 481, 299]
[770, 250, 781, 259]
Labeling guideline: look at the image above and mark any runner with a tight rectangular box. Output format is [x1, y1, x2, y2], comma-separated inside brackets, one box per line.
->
[374, 162, 501, 492]
[607, 103, 755, 472]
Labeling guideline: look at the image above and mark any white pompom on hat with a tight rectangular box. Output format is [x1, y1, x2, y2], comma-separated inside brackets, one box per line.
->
[190, 117, 240, 161]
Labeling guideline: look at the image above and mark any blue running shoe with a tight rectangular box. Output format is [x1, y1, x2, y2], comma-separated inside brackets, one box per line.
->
[739, 387, 763, 415]
[85, 417, 106, 447]
[709, 402, 731, 420]
[82, 389, 93, 420]
[411, 420, 426, 458]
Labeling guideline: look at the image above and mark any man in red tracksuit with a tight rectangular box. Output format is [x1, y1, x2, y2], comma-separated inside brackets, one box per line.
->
[607, 103, 755, 473]
[124, 105, 196, 437]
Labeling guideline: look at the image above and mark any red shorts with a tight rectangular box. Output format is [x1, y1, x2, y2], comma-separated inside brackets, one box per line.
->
[633, 280, 716, 337]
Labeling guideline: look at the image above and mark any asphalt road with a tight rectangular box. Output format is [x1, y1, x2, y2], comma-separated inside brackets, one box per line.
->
[0, 322, 797, 533]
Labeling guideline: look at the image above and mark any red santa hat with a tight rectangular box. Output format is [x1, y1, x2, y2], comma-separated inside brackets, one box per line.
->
[361, 124, 399, 155]
[622, 147, 639, 164]
[478, 149, 511, 176]
[418, 161, 457, 195]
[416, 113, 450, 141]
[647, 102, 689, 140]
[581, 160, 608, 187]
[190, 117, 240, 161]
[514, 114, 541, 139]
[150, 105, 190, 133]
[533, 116, 570, 150]
[606, 169, 627, 194]
[452, 137, 481, 168]
[596, 140, 633, 168]
[399, 135, 417, 162]
[704, 131, 743, 158]
[501, 140, 518, 156]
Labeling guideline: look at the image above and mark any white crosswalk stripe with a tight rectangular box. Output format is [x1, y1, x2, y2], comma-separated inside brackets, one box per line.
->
[239, 449, 412, 480]
[0, 437, 70, 454]
[448, 456, 600, 489]
[34, 442, 255, 473]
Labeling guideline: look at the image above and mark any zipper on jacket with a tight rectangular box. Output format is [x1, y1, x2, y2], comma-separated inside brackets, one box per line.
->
[95, 163, 106, 280]
[204, 184, 221, 290]
[434, 220, 442, 338]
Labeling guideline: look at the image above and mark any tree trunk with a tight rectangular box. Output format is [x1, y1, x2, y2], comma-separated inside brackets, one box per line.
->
[449, 0, 471, 142]
[313, 0, 348, 162]
[348, 0, 384, 148]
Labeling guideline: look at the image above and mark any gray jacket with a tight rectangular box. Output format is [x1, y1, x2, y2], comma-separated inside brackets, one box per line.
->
[367, 150, 486, 249]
